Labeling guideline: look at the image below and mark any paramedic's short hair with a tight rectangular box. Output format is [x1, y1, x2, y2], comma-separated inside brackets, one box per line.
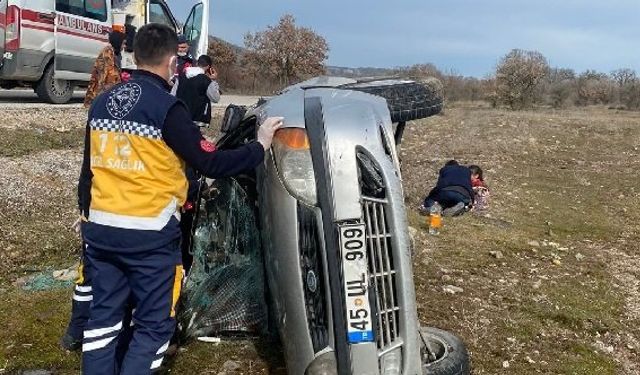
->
[197, 55, 213, 68]
[445, 159, 459, 166]
[134, 23, 178, 66]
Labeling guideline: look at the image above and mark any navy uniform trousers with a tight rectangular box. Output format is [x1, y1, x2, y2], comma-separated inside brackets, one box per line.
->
[82, 239, 182, 375]
[64, 244, 134, 368]
[65, 244, 93, 342]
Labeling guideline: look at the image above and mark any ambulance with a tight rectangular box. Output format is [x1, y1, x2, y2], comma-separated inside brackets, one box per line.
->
[0, 0, 209, 103]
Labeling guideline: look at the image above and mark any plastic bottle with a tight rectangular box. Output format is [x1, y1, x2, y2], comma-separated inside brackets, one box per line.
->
[428, 202, 442, 235]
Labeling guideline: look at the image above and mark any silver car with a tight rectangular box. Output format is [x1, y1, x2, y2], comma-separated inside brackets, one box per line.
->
[181, 77, 470, 375]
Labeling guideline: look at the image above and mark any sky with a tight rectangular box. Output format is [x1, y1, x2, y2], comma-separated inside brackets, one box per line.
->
[168, 0, 640, 77]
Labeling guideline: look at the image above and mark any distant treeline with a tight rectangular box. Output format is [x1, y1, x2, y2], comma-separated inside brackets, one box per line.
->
[208, 19, 639, 111]
[327, 53, 640, 111]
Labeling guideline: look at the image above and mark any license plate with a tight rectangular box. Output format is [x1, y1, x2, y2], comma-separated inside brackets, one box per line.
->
[339, 223, 374, 343]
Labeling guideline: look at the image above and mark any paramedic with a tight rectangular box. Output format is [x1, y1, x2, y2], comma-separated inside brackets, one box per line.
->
[79, 23, 282, 374]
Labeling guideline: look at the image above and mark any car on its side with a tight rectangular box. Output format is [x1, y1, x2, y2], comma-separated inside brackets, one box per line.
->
[182, 76, 471, 375]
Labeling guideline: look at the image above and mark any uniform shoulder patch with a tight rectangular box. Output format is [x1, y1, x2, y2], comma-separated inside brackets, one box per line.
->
[200, 139, 216, 153]
[107, 82, 142, 119]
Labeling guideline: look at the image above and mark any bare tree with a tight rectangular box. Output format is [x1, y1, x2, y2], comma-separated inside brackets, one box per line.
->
[208, 39, 237, 88]
[398, 63, 443, 80]
[611, 68, 637, 87]
[495, 49, 549, 109]
[621, 81, 640, 110]
[244, 14, 329, 87]
[575, 70, 613, 106]
[548, 68, 576, 83]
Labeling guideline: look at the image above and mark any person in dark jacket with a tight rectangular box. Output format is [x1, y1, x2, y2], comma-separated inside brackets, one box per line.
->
[77, 24, 282, 374]
[172, 54, 219, 127]
[171, 54, 220, 272]
[421, 160, 474, 216]
[174, 34, 195, 78]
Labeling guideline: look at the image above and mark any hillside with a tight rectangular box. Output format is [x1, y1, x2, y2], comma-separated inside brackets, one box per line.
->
[208, 36, 396, 78]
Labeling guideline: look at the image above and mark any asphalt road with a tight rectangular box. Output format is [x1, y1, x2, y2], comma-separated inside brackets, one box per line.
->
[0, 89, 260, 109]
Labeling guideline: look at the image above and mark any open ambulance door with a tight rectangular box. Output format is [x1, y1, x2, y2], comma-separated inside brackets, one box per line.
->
[182, 0, 209, 58]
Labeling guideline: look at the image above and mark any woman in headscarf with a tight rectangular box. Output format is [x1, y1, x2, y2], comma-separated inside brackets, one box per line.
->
[83, 31, 125, 108]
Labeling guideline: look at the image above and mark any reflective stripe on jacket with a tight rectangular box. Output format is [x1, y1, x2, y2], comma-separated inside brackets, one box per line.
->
[87, 73, 187, 231]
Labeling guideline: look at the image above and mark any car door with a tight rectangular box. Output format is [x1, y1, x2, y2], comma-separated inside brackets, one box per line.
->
[181, 0, 209, 58]
[54, 0, 111, 81]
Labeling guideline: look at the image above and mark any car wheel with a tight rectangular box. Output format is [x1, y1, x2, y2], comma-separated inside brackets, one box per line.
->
[421, 327, 471, 375]
[342, 78, 444, 122]
[35, 63, 74, 104]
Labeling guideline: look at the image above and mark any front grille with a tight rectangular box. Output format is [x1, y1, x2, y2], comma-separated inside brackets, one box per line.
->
[357, 150, 401, 355]
[362, 196, 400, 351]
[298, 204, 329, 352]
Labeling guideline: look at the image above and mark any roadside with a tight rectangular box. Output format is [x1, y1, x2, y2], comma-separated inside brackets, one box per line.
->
[0, 103, 638, 374]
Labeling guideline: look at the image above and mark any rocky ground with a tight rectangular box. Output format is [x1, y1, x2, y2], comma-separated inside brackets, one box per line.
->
[0, 103, 639, 374]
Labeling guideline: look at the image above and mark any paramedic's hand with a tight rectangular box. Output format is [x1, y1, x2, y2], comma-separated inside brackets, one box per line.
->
[257, 117, 284, 151]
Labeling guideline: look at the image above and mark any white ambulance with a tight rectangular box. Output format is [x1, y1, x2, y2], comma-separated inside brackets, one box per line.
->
[0, 0, 209, 103]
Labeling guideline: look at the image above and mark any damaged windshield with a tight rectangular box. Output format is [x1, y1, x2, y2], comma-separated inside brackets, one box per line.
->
[178, 178, 267, 339]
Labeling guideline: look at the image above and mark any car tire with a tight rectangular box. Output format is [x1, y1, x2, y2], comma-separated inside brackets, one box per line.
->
[421, 327, 471, 375]
[35, 63, 74, 104]
[342, 78, 444, 123]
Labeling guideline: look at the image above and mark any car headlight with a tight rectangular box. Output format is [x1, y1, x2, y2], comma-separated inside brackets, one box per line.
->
[272, 128, 317, 206]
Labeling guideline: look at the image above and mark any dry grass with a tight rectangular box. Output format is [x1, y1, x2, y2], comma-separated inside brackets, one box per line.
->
[0, 103, 639, 374]
[402, 103, 640, 374]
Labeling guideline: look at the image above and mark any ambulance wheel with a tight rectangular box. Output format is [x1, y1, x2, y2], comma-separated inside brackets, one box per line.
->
[35, 63, 74, 104]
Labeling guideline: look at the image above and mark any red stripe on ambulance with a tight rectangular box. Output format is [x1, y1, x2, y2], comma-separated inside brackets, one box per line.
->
[13, 9, 110, 41]
[21, 9, 55, 25]
[22, 23, 55, 33]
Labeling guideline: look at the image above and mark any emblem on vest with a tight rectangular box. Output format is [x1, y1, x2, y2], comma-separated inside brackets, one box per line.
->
[107, 83, 142, 119]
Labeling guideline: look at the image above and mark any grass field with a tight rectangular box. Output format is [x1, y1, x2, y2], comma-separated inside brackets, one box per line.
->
[0, 103, 638, 374]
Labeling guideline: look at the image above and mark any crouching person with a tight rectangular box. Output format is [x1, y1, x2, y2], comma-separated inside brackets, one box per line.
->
[79, 23, 282, 374]
[421, 160, 474, 217]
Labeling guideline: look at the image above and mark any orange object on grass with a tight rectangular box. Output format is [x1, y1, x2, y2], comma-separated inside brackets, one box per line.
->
[429, 212, 442, 229]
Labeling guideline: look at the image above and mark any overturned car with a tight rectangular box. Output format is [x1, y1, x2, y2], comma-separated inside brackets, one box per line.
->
[179, 77, 471, 375]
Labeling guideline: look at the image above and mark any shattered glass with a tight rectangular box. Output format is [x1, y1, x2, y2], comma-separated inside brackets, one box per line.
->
[178, 178, 267, 339]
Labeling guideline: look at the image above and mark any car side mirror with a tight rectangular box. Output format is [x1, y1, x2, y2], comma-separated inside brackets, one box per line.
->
[221, 104, 247, 133]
